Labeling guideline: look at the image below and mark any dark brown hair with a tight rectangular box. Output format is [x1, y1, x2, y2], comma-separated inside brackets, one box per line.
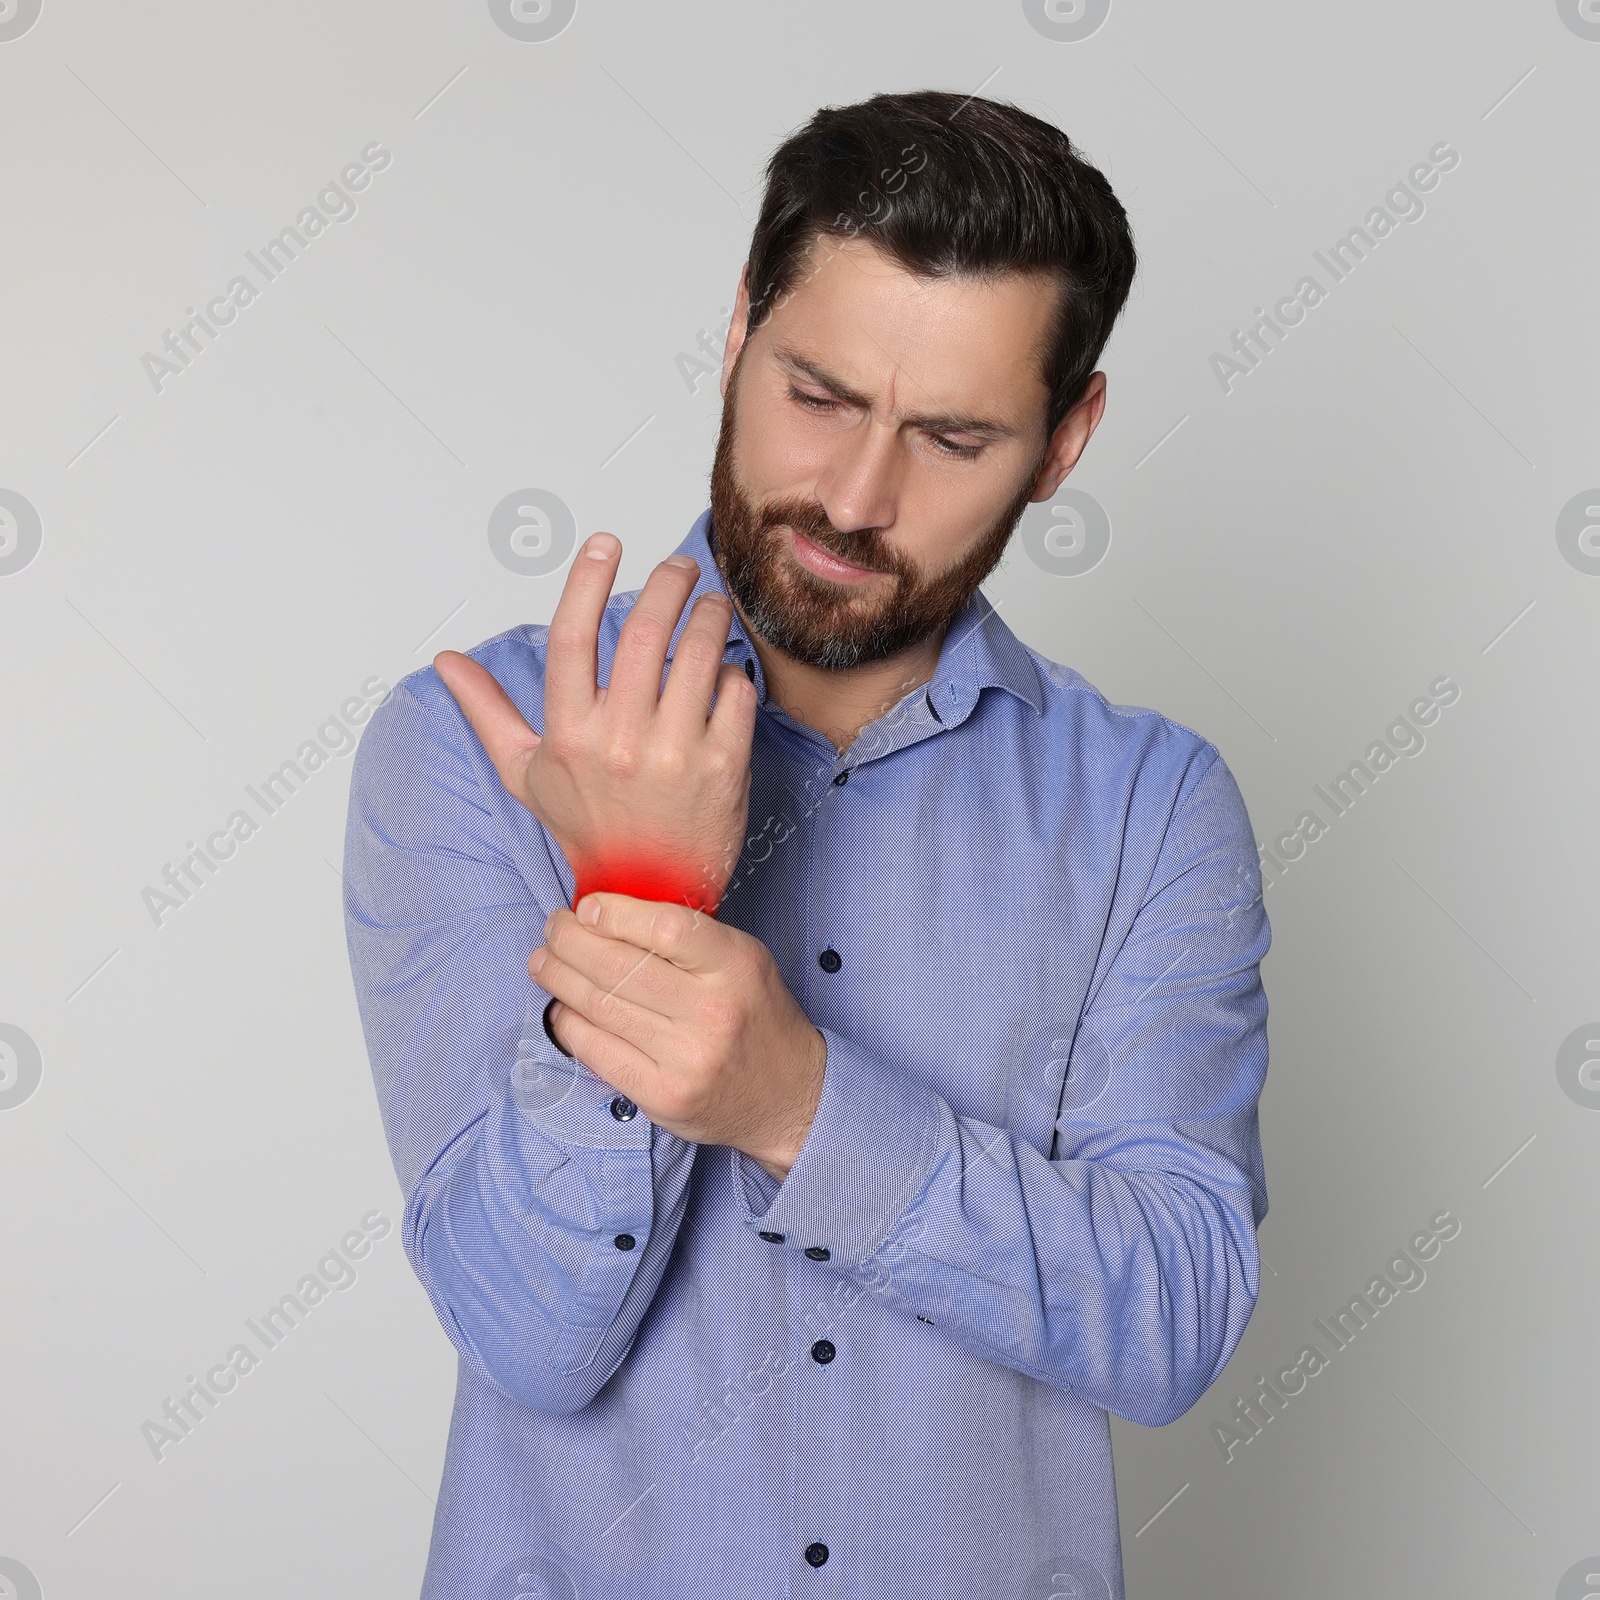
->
[744, 89, 1137, 438]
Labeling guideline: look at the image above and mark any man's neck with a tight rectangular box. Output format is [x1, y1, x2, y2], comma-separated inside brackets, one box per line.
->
[737, 604, 947, 756]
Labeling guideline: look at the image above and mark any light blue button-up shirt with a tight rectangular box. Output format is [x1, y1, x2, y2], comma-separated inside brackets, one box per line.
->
[343, 506, 1271, 1600]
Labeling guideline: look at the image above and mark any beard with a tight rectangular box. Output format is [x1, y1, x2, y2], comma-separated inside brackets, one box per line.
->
[706, 356, 1046, 672]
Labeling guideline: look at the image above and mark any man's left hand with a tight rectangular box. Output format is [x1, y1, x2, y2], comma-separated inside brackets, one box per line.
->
[531, 894, 826, 1181]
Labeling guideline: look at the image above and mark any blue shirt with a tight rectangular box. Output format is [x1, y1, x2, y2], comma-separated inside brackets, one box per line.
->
[343, 506, 1271, 1600]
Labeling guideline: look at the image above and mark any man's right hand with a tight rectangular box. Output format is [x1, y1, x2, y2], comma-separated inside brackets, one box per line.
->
[433, 532, 758, 916]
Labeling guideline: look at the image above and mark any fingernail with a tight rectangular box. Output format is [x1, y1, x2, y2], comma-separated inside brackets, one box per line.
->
[665, 554, 698, 571]
[529, 947, 547, 974]
[585, 533, 619, 560]
[578, 896, 601, 925]
[544, 908, 556, 935]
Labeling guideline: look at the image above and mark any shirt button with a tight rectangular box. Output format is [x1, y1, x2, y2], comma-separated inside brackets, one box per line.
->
[614, 1233, 636, 1250]
[818, 948, 841, 973]
[758, 1230, 785, 1243]
[609, 1095, 637, 1121]
[832, 769, 848, 785]
[804, 1245, 830, 1262]
[804, 1543, 829, 1568]
[810, 1339, 835, 1364]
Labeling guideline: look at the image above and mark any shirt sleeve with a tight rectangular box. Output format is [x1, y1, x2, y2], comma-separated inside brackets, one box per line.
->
[342, 675, 699, 1416]
[735, 746, 1270, 1428]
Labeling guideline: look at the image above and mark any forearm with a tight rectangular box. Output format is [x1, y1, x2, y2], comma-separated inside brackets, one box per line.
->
[343, 674, 702, 1415]
[405, 1054, 697, 1414]
[740, 1028, 1263, 1426]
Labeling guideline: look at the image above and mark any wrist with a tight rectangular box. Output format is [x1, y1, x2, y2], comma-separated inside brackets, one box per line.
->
[750, 1026, 826, 1183]
[572, 855, 725, 917]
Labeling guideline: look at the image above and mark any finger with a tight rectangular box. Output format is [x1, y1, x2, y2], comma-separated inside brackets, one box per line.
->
[571, 892, 725, 976]
[658, 590, 736, 731]
[544, 1001, 660, 1107]
[530, 942, 668, 1051]
[602, 555, 702, 721]
[705, 658, 759, 766]
[545, 910, 689, 1018]
[433, 651, 540, 789]
[545, 532, 623, 730]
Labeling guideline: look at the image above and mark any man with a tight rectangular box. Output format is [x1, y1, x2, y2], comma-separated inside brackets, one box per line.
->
[344, 89, 1270, 1600]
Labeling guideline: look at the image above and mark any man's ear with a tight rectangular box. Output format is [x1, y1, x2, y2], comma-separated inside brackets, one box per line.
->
[720, 263, 753, 401]
[1028, 371, 1108, 502]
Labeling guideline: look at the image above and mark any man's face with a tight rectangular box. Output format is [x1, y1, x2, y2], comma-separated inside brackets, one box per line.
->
[708, 234, 1061, 672]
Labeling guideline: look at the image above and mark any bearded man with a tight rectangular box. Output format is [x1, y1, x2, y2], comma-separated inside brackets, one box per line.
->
[344, 87, 1270, 1600]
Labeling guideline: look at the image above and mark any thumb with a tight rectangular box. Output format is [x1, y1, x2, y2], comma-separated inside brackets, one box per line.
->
[433, 650, 541, 790]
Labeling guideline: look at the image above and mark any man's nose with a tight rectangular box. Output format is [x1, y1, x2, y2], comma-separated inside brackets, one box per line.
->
[814, 421, 903, 537]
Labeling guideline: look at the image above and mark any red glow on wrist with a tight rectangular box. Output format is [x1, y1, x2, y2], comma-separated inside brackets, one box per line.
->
[572, 852, 724, 918]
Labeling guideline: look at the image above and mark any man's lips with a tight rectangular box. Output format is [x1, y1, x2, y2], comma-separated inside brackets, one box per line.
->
[784, 525, 884, 583]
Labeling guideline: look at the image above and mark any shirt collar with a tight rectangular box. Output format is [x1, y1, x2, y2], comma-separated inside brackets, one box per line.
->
[662, 507, 1045, 727]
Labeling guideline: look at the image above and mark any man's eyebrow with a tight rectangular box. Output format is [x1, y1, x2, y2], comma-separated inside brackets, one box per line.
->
[770, 344, 1024, 440]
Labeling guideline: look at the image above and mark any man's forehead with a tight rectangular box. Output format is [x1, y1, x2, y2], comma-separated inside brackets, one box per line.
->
[761, 235, 1055, 430]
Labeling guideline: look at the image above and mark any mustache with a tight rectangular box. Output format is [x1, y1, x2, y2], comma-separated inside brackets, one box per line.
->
[762, 508, 892, 572]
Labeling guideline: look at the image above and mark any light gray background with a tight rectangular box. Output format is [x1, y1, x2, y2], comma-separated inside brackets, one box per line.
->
[2, 3, 1596, 1597]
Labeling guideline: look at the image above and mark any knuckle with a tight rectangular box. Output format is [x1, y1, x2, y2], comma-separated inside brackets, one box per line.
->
[698, 993, 741, 1040]
[630, 954, 670, 1003]
[650, 905, 691, 955]
[589, 984, 628, 1029]
[676, 635, 723, 675]
[599, 740, 641, 780]
[702, 743, 736, 781]
[547, 620, 589, 655]
[540, 723, 582, 763]
[653, 1078, 694, 1124]
[620, 615, 669, 653]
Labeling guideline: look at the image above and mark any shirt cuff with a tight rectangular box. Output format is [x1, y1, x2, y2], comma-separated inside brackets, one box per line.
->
[737, 1025, 945, 1268]
[510, 1000, 653, 1153]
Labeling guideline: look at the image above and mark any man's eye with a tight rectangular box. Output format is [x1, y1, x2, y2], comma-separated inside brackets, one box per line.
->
[790, 386, 982, 459]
